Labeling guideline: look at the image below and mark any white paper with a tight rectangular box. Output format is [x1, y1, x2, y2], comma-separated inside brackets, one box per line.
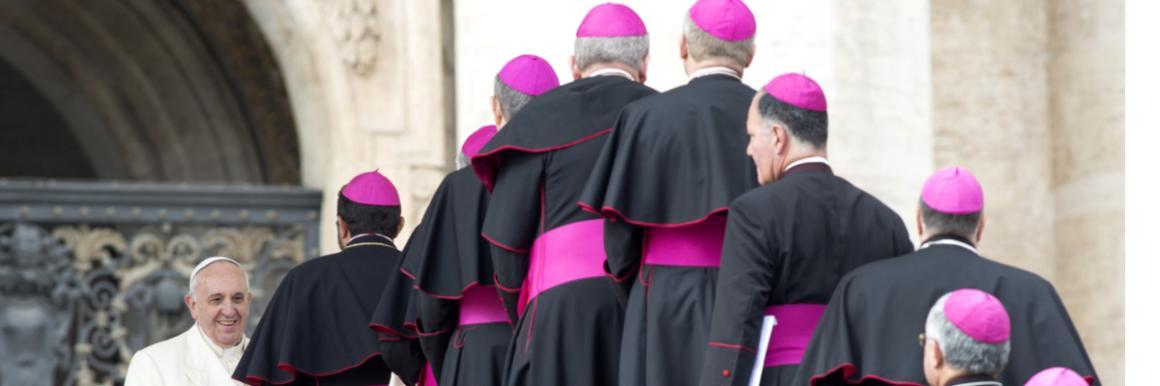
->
[748, 315, 778, 386]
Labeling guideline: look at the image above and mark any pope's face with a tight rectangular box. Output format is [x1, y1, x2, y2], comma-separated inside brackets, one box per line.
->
[186, 262, 250, 348]
[746, 94, 779, 186]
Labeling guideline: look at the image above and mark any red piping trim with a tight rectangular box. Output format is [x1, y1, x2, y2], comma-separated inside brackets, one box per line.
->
[708, 341, 756, 353]
[481, 232, 529, 254]
[579, 204, 730, 228]
[806, 363, 923, 386]
[414, 326, 454, 337]
[494, 274, 522, 293]
[367, 322, 417, 339]
[401, 265, 485, 300]
[472, 128, 613, 160]
[471, 128, 614, 191]
[239, 353, 383, 385]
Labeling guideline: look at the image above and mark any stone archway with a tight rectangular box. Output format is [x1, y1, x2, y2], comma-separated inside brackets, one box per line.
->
[0, 0, 299, 184]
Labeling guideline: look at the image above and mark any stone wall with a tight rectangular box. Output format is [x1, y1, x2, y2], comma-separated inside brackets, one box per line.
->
[1049, 0, 1125, 384]
[243, 0, 454, 259]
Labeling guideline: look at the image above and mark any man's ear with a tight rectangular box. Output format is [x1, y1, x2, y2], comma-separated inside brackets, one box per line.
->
[184, 294, 197, 320]
[745, 44, 756, 67]
[396, 216, 406, 237]
[772, 124, 790, 155]
[975, 214, 986, 244]
[679, 35, 689, 60]
[337, 217, 350, 240]
[931, 340, 945, 369]
[570, 55, 582, 80]
[916, 206, 925, 239]
[490, 96, 505, 127]
[638, 52, 650, 83]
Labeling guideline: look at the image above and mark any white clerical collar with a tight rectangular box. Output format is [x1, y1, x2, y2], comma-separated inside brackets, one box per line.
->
[586, 67, 636, 81]
[195, 323, 245, 359]
[919, 238, 979, 254]
[784, 156, 830, 172]
[689, 66, 740, 81]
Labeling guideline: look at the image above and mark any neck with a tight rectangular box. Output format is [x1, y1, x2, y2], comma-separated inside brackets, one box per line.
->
[583, 63, 638, 81]
[921, 232, 977, 246]
[943, 371, 996, 386]
[782, 148, 827, 170]
[685, 59, 744, 78]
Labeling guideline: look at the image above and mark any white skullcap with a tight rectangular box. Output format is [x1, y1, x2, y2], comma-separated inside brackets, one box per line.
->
[189, 256, 243, 293]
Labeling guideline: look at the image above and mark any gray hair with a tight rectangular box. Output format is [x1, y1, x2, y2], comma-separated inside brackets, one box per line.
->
[925, 292, 1011, 377]
[494, 77, 533, 121]
[188, 258, 250, 298]
[682, 14, 754, 68]
[573, 35, 649, 74]
[919, 200, 982, 240]
[757, 93, 828, 150]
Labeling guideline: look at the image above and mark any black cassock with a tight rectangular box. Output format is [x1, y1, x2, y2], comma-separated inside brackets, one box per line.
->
[793, 236, 1100, 386]
[470, 75, 656, 386]
[389, 166, 512, 386]
[234, 234, 424, 385]
[698, 163, 913, 386]
[577, 74, 757, 386]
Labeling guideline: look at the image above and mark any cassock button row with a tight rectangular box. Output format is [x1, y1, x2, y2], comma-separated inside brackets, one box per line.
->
[722, 369, 731, 377]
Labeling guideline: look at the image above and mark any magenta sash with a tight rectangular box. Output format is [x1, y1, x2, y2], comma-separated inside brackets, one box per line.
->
[763, 304, 827, 367]
[521, 219, 607, 314]
[458, 285, 508, 326]
[421, 363, 438, 386]
[642, 216, 727, 267]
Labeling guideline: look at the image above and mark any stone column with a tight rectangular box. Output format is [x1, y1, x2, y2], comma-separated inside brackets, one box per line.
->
[1048, 0, 1125, 384]
[830, 0, 934, 242]
[930, 0, 1058, 278]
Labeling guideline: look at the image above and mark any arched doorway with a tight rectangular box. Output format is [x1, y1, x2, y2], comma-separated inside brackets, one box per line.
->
[0, 1, 318, 385]
[0, 0, 299, 184]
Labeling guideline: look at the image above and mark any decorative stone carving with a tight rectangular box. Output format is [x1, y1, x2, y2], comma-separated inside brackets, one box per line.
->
[328, 0, 382, 76]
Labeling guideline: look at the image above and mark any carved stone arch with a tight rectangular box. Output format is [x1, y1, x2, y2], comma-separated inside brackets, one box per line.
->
[0, 0, 300, 184]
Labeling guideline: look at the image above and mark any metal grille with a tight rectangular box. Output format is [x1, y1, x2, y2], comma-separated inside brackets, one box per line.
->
[0, 180, 321, 386]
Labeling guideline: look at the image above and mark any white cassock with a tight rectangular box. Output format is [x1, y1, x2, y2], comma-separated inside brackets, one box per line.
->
[125, 324, 249, 386]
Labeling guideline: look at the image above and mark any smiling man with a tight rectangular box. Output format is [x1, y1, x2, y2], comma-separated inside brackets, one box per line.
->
[126, 256, 252, 386]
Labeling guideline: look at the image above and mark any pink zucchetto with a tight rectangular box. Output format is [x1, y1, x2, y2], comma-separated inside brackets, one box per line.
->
[1024, 367, 1090, 386]
[576, 3, 648, 38]
[461, 125, 498, 159]
[763, 73, 827, 112]
[944, 288, 1010, 345]
[498, 54, 559, 96]
[921, 166, 984, 215]
[341, 170, 400, 206]
[689, 0, 756, 42]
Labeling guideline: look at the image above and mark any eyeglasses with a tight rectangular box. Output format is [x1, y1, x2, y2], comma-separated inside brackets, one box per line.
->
[918, 333, 926, 348]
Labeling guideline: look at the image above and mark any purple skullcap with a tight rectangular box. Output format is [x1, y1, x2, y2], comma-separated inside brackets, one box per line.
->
[498, 54, 559, 96]
[461, 125, 498, 159]
[921, 166, 984, 215]
[341, 170, 400, 206]
[944, 288, 1010, 345]
[763, 73, 827, 112]
[576, 3, 648, 37]
[1024, 367, 1090, 386]
[689, 0, 756, 42]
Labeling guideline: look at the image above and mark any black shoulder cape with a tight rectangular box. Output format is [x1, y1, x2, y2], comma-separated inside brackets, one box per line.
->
[795, 240, 1100, 386]
[579, 74, 757, 226]
[234, 235, 405, 385]
[470, 75, 658, 191]
[397, 167, 493, 298]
